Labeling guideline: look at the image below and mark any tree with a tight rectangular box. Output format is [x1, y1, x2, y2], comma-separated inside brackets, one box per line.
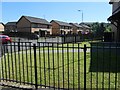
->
[104, 24, 112, 32]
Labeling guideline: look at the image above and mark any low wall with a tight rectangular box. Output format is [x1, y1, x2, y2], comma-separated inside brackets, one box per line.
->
[61, 35, 83, 43]
[39, 36, 83, 43]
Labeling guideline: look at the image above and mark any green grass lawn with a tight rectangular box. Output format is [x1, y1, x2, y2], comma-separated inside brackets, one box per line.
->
[1, 42, 120, 89]
[36, 42, 89, 50]
[58, 41, 90, 48]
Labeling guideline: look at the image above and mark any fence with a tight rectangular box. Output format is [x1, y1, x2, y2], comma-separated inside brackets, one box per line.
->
[3, 31, 102, 42]
[0, 41, 120, 89]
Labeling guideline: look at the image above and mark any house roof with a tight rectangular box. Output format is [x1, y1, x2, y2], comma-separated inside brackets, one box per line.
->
[51, 20, 72, 27]
[109, 0, 114, 4]
[70, 23, 83, 28]
[80, 22, 95, 26]
[80, 23, 91, 29]
[108, 10, 120, 21]
[6, 22, 17, 26]
[0, 22, 4, 26]
[23, 16, 51, 25]
[109, 0, 120, 4]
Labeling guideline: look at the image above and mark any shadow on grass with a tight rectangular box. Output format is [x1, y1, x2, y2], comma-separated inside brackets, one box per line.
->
[89, 43, 120, 73]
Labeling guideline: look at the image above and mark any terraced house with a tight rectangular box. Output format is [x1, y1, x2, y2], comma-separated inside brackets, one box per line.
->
[69, 23, 83, 34]
[80, 23, 91, 34]
[108, 0, 120, 42]
[5, 22, 17, 32]
[0, 22, 4, 33]
[17, 16, 52, 37]
[50, 20, 72, 35]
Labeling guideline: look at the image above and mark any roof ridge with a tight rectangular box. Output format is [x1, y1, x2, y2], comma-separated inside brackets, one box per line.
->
[52, 20, 72, 26]
[23, 15, 45, 20]
[53, 20, 69, 23]
[22, 15, 51, 25]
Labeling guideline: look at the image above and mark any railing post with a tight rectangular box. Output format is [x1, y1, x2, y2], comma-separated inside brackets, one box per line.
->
[84, 44, 87, 89]
[18, 38, 20, 52]
[75, 34, 76, 43]
[33, 43, 38, 90]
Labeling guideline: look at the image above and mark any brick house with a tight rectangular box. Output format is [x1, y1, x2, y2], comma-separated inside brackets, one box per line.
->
[80, 23, 91, 34]
[69, 23, 83, 34]
[0, 22, 4, 33]
[50, 20, 72, 35]
[17, 16, 52, 37]
[108, 0, 120, 42]
[5, 22, 17, 32]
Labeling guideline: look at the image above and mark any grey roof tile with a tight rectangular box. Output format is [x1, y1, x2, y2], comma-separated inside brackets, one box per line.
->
[24, 16, 51, 25]
[80, 23, 91, 29]
[70, 23, 83, 28]
[6, 22, 17, 26]
[51, 20, 72, 27]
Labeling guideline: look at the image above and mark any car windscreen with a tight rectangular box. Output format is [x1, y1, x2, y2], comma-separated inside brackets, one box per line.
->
[0, 36, 8, 38]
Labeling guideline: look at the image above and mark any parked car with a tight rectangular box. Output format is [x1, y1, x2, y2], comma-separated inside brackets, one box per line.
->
[0, 35, 12, 44]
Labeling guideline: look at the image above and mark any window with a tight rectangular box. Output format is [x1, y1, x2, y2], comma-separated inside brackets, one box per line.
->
[60, 26, 63, 29]
[32, 24, 38, 28]
[47, 25, 49, 29]
[38, 24, 47, 28]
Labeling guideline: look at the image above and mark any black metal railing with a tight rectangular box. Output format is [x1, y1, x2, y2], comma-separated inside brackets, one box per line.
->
[0, 42, 120, 89]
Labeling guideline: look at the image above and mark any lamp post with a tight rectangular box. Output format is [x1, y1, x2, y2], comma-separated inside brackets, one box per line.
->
[78, 10, 83, 23]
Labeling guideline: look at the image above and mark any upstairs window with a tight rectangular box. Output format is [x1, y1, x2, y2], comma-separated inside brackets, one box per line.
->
[32, 24, 38, 28]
